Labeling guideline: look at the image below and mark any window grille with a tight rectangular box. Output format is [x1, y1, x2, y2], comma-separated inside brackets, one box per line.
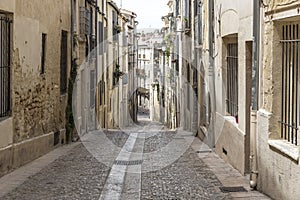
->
[280, 24, 300, 145]
[60, 30, 68, 94]
[226, 43, 238, 118]
[0, 16, 12, 119]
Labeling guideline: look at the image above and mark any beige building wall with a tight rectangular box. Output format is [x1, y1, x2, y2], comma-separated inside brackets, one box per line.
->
[210, 0, 253, 175]
[106, 2, 120, 128]
[0, 0, 70, 177]
[256, 1, 300, 199]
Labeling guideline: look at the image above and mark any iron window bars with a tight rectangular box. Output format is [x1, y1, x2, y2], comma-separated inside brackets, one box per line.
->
[226, 43, 238, 119]
[0, 16, 12, 119]
[280, 24, 300, 145]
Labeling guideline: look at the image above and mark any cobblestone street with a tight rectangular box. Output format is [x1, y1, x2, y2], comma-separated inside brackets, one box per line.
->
[0, 119, 271, 200]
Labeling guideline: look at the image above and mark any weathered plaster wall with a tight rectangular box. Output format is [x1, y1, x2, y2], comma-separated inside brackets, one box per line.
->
[255, 2, 300, 198]
[12, 0, 71, 142]
[0, 0, 70, 177]
[257, 110, 300, 200]
[215, 114, 246, 174]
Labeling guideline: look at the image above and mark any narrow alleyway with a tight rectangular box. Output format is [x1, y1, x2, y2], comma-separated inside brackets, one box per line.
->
[0, 115, 271, 200]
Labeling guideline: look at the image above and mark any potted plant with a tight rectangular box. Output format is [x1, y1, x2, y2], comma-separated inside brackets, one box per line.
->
[114, 25, 122, 33]
[113, 64, 125, 79]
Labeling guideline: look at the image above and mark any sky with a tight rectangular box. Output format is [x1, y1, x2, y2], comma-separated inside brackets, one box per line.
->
[115, 0, 169, 29]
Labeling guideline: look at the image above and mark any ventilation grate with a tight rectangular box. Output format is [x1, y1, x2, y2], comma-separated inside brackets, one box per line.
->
[114, 160, 143, 166]
[220, 186, 248, 193]
[196, 150, 212, 153]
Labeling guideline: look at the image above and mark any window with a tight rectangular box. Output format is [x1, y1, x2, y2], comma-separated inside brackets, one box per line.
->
[104, 26, 107, 53]
[226, 43, 238, 119]
[90, 70, 95, 107]
[99, 81, 105, 106]
[193, 65, 198, 96]
[99, 21, 103, 54]
[79, 7, 90, 35]
[112, 10, 118, 41]
[90, 35, 96, 59]
[184, 0, 191, 29]
[41, 33, 46, 75]
[60, 30, 68, 94]
[139, 54, 141, 58]
[197, 0, 203, 45]
[187, 63, 190, 110]
[0, 15, 12, 119]
[280, 24, 300, 145]
[143, 54, 145, 59]
[73, 0, 77, 31]
[175, 0, 180, 16]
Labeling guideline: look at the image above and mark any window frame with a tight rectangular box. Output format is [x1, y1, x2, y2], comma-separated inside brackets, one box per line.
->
[41, 33, 47, 75]
[0, 15, 12, 119]
[60, 30, 68, 95]
[225, 42, 239, 120]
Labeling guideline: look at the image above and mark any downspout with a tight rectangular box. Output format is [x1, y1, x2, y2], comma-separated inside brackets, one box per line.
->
[250, 0, 261, 189]
[70, 0, 74, 140]
[101, 0, 105, 129]
[71, 0, 74, 72]
[95, 0, 98, 129]
[208, 0, 216, 148]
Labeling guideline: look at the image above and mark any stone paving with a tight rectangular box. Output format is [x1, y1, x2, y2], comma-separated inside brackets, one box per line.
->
[2, 144, 109, 200]
[0, 120, 271, 200]
[104, 130, 129, 148]
[143, 131, 175, 153]
[141, 146, 231, 200]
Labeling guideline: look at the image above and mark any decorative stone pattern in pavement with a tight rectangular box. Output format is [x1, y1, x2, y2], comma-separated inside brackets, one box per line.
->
[143, 131, 176, 153]
[2, 144, 110, 200]
[141, 148, 232, 200]
[104, 130, 130, 148]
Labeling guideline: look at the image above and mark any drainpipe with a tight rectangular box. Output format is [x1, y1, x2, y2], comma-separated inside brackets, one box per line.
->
[208, 0, 216, 148]
[71, 0, 74, 74]
[95, 0, 98, 130]
[70, 0, 74, 139]
[250, 0, 261, 189]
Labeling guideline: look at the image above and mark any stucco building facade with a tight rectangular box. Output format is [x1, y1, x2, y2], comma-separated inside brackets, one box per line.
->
[0, 0, 71, 176]
[256, 1, 300, 199]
